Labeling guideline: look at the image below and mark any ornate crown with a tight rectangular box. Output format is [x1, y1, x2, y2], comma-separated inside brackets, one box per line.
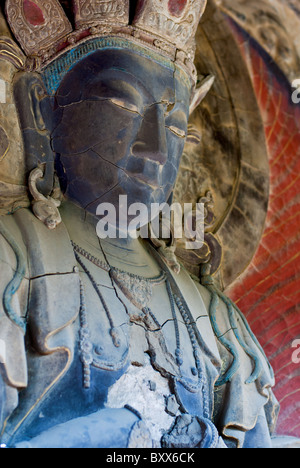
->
[3, 0, 207, 83]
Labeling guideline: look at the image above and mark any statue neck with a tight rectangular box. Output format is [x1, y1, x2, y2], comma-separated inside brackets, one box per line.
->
[60, 200, 161, 278]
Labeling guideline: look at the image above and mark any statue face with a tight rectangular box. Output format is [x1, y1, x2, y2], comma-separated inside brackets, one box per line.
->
[49, 49, 191, 229]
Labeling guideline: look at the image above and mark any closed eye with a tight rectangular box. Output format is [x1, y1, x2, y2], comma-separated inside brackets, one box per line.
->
[166, 125, 186, 138]
[110, 98, 141, 114]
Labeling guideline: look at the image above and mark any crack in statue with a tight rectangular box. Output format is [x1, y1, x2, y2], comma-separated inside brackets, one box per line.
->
[0, 0, 283, 448]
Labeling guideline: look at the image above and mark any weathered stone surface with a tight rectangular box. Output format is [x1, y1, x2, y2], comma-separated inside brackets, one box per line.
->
[106, 362, 178, 445]
[0, 0, 290, 450]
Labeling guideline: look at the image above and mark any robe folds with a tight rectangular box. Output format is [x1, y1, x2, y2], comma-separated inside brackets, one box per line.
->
[0, 206, 279, 448]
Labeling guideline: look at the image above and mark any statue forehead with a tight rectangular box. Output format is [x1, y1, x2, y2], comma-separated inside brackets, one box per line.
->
[42, 38, 192, 99]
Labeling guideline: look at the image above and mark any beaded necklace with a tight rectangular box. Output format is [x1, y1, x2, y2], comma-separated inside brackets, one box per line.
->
[71, 241, 210, 418]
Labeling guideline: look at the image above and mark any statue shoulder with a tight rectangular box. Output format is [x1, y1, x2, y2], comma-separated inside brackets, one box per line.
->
[0, 214, 29, 436]
[0, 215, 29, 318]
[190, 274, 213, 312]
[192, 267, 275, 386]
[0, 214, 29, 326]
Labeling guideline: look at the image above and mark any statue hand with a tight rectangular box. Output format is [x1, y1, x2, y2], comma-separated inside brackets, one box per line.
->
[161, 414, 227, 449]
[14, 407, 152, 448]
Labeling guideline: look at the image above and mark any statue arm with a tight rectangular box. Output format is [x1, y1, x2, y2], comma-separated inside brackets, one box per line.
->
[0, 218, 29, 436]
[14, 407, 150, 448]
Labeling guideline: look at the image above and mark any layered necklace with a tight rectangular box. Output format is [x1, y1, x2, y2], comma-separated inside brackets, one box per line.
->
[71, 240, 211, 419]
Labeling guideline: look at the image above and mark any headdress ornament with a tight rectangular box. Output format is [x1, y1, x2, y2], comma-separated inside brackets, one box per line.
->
[3, 0, 207, 83]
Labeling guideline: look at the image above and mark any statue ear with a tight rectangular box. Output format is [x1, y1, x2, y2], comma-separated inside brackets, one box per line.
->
[30, 80, 48, 132]
[13, 72, 55, 197]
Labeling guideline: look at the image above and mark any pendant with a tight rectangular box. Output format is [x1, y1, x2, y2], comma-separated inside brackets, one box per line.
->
[111, 269, 155, 310]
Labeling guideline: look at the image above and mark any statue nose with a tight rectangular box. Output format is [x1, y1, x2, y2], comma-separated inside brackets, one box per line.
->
[131, 104, 168, 164]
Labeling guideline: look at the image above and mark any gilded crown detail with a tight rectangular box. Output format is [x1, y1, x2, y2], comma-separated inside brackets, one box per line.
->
[4, 0, 207, 80]
[73, 0, 130, 28]
[5, 0, 73, 57]
[133, 0, 206, 49]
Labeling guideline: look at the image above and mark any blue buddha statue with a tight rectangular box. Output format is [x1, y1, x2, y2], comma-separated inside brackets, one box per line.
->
[0, 0, 279, 448]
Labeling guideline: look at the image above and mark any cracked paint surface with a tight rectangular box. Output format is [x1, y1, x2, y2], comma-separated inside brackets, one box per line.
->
[47, 48, 190, 229]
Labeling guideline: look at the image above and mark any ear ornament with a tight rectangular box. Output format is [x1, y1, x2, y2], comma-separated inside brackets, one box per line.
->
[29, 166, 62, 230]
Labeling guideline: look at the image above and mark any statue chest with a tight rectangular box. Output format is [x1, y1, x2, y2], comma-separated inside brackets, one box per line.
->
[72, 254, 219, 431]
[7, 242, 220, 446]
[77, 253, 214, 389]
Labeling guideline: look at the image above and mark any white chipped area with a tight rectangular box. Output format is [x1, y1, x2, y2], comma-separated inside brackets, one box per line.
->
[0, 80, 6, 104]
[105, 359, 178, 444]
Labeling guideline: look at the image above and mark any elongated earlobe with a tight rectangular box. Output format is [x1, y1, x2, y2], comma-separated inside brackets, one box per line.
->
[13, 72, 55, 197]
[29, 166, 62, 230]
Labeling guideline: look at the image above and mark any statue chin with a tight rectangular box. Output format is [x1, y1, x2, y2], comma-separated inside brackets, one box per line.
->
[0, 2, 286, 450]
[93, 188, 170, 241]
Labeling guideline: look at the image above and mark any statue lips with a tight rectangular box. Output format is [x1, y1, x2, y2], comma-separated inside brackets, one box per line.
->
[124, 172, 162, 191]
[123, 156, 164, 190]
